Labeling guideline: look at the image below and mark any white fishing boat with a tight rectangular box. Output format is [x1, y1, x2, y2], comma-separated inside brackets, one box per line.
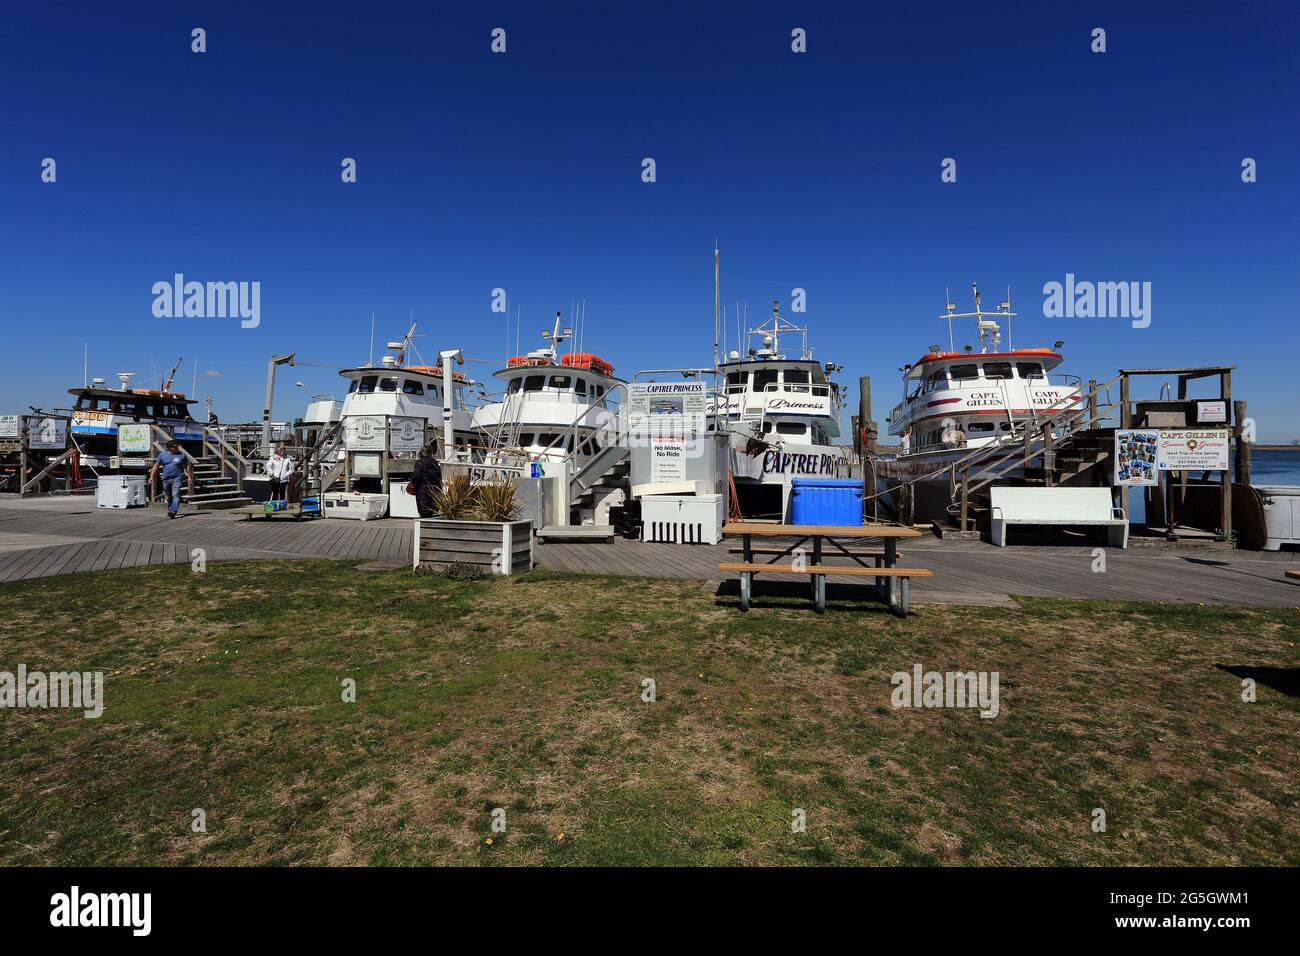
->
[717, 301, 852, 517]
[878, 283, 1084, 520]
[469, 311, 623, 465]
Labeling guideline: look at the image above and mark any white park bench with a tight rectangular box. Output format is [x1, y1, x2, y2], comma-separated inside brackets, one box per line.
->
[989, 487, 1128, 549]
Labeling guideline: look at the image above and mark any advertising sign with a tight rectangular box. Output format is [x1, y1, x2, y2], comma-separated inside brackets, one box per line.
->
[387, 416, 424, 453]
[628, 382, 709, 431]
[1114, 429, 1158, 486]
[344, 415, 386, 451]
[26, 416, 67, 450]
[117, 423, 152, 455]
[0, 415, 19, 439]
[1157, 429, 1230, 472]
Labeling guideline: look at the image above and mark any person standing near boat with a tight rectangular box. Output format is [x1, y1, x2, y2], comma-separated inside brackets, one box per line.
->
[266, 444, 295, 501]
[409, 441, 443, 517]
[901, 425, 912, 456]
[149, 439, 192, 519]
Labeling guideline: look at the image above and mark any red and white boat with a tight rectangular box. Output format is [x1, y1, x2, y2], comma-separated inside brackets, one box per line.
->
[879, 284, 1084, 520]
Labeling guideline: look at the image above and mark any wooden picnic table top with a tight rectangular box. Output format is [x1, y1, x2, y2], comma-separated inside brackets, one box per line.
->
[722, 522, 922, 539]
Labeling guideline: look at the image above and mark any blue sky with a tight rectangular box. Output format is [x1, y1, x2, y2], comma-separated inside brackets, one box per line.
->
[2, 1, 1297, 439]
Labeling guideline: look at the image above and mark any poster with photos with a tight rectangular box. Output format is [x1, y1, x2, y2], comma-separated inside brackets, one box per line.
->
[1114, 429, 1158, 486]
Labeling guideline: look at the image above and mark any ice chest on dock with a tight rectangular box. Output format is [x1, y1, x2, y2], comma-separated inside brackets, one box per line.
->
[322, 491, 388, 520]
[641, 494, 724, 545]
[1258, 486, 1300, 551]
[96, 476, 147, 509]
[790, 478, 863, 526]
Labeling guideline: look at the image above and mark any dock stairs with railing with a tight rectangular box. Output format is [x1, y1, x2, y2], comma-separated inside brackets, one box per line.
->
[183, 456, 253, 510]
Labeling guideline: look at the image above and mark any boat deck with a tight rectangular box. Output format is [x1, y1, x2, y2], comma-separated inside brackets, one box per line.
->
[0, 496, 1297, 607]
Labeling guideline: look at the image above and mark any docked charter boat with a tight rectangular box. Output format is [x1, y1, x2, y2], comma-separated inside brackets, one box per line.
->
[66, 362, 204, 471]
[469, 311, 623, 465]
[718, 301, 852, 516]
[878, 284, 1083, 520]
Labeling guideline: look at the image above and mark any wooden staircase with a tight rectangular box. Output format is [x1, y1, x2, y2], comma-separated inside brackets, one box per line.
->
[183, 457, 253, 510]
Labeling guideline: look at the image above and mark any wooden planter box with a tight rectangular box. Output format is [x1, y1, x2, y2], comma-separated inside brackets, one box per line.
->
[413, 519, 534, 575]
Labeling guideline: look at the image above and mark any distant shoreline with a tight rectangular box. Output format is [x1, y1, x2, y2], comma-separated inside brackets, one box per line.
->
[1246, 444, 1299, 452]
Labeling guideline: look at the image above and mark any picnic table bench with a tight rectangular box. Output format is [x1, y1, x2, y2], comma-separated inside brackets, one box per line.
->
[718, 522, 930, 616]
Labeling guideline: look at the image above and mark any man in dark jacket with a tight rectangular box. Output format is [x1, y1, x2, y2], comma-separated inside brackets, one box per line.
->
[410, 442, 442, 517]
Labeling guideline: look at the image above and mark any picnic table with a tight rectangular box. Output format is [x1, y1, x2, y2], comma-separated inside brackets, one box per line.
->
[718, 522, 930, 616]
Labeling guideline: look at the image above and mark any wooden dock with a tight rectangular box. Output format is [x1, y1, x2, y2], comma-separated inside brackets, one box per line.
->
[0, 497, 1297, 607]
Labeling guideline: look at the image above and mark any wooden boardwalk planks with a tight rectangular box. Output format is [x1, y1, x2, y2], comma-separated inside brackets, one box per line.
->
[0, 502, 1296, 607]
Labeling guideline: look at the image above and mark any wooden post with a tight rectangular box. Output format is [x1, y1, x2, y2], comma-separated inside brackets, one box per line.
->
[1087, 379, 1098, 429]
[1233, 399, 1250, 485]
[1043, 428, 1054, 487]
[1220, 371, 1232, 543]
[859, 377, 876, 523]
[1118, 373, 1131, 524]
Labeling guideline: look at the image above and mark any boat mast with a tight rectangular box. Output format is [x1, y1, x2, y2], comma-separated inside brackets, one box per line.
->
[713, 243, 720, 370]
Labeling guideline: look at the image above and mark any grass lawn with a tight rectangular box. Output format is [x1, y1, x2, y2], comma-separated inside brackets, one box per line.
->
[1, 560, 1296, 866]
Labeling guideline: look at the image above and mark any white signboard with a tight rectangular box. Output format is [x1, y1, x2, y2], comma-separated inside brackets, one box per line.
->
[0, 415, 18, 439]
[1114, 429, 1159, 486]
[650, 436, 687, 483]
[26, 416, 67, 450]
[388, 416, 424, 453]
[1196, 401, 1228, 424]
[628, 382, 709, 431]
[117, 423, 151, 455]
[344, 415, 387, 451]
[1158, 429, 1230, 472]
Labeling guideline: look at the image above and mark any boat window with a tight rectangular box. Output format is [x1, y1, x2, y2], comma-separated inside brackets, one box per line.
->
[783, 369, 809, 385]
[508, 378, 522, 394]
[983, 363, 1012, 380]
[949, 364, 979, 382]
[357, 376, 377, 394]
[999, 422, 1013, 431]
[575, 378, 587, 396]
[549, 375, 572, 390]
[1017, 362, 1044, 380]
[753, 369, 779, 392]
[378, 377, 398, 392]
[761, 421, 773, 434]
[967, 422, 995, 433]
[726, 371, 747, 393]
[566, 435, 575, 451]
[516, 433, 534, 448]
[523, 375, 545, 392]
[924, 373, 947, 393]
[776, 422, 807, 436]
[595, 385, 605, 397]
[402, 380, 425, 396]
[537, 433, 560, 449]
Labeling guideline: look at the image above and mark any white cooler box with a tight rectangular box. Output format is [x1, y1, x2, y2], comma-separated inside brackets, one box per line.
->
[1258, 485, 1300, 551]
[387, 479, 420, 519]
[322, 491, 389, 520]
[96, 476, 147, 509]
[641, 494, 724, 545]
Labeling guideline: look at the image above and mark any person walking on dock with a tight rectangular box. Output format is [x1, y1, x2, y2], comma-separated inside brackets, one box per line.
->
[149, 439, 193, 519]
[409, 441, 443, 518]
[266, 444, 295, 501]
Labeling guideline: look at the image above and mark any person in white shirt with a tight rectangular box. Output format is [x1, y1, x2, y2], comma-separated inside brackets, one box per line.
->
[266, 444, 295, 501]
[900, 425, 912, 456]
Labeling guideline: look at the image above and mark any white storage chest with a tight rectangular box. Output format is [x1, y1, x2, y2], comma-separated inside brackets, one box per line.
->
[641, 494, 724, 545]
[322, 491, 389, 520]
[96, 477, 147, 509]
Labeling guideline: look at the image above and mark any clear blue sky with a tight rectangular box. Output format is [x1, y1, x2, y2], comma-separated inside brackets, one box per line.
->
[2, 1, 1297, 439]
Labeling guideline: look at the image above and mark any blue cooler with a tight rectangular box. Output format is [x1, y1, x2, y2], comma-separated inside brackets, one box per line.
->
[790, 478, 863, 526]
